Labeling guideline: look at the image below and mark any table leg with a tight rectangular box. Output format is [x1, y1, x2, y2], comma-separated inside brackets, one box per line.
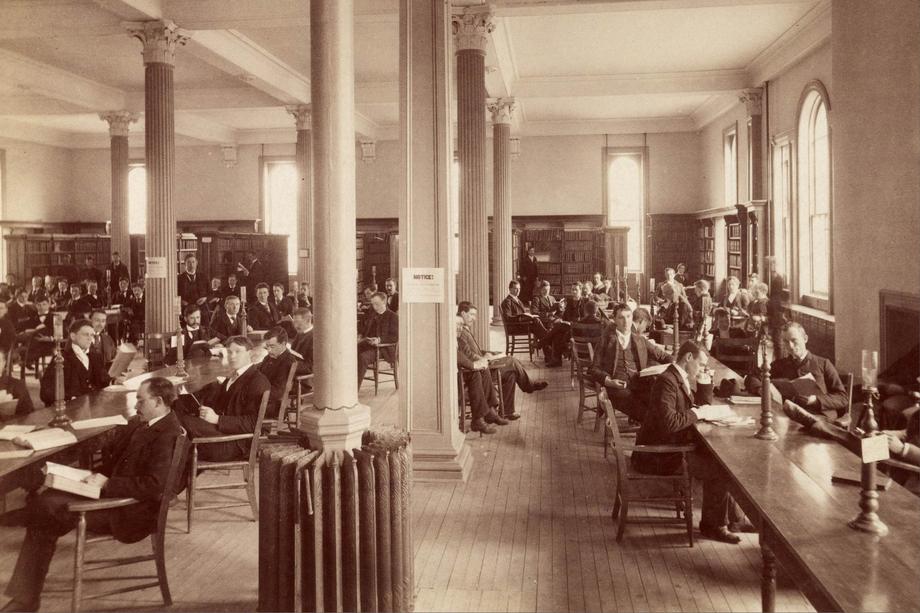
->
[761, 539, 777, 612]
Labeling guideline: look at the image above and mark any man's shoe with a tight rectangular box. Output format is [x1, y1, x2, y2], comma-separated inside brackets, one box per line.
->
[783, 400, 818, 428]
[531, 381, 548, 392]
[699, 525, 742, 544]
[504, 412, 521, 420]
[728, 521, 757, 534]
[1, 599, 39, 612]
[484, 412, 509, 425]
[470, 418, 497, 434]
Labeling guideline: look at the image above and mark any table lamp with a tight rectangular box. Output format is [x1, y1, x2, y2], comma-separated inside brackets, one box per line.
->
[848, 349, 888, 535]
[48, 312, 71, 428]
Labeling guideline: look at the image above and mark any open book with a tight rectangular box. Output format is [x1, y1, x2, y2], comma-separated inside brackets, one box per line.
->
[13, 428, 78, 451]
[772, 372, 822, 400]
[694, 404, 736, 421]
[108, 343, 138, 380]
[71, 415, 128, 431]
[0, 424, 36, 441]
[42, 462, 108, 499]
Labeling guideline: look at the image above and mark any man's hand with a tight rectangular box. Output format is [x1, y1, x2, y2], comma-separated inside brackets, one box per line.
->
[885, 433, 906, 457]
[795, 394, 818, 407]
[199, 406, 219, 424]
[196, 297, 207, 305]
[605, 377, 627, 390]
[369, 337, 380, 346]
[82, 473, 109, 488]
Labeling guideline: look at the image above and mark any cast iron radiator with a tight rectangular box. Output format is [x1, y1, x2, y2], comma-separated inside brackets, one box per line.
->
[258, 439, 413, 612]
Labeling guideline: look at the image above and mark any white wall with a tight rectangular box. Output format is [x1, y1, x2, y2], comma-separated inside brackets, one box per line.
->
[0, 138, 73, 222]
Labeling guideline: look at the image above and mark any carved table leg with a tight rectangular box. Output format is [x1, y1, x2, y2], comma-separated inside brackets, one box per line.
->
[761, 538, 777, 612]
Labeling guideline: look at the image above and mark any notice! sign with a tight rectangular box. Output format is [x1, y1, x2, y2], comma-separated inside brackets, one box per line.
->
[401, 267, 444, 304]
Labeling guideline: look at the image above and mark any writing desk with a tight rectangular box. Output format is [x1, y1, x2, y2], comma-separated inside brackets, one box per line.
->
[701, 359, 920, 612]
[0, 357, 232, 498]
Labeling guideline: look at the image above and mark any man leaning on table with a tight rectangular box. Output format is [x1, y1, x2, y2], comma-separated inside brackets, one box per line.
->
[631, 340, 743, 544]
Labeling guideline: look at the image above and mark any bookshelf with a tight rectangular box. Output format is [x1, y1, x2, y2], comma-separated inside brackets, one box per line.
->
[130, 234, 199, 281]
[355, 232, 365, 294]
[355, 219, 398, 293]
[362, 232, 391, 288]
[5, 234, 112, 283]
[515, 217, 606, 297]
[698, 219, 715, 280]
[646, 214, 697, 282]
[726, 217, 743, 280]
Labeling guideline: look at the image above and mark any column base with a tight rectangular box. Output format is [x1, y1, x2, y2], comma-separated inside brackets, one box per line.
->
[412, 441, 472, 482]
[299, 403, 372, 451]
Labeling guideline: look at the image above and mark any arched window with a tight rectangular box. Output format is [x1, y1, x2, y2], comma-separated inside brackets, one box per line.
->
[606, 150, 645, 271]
[128, 164, 146, 235]
[796, 82, 831, 307]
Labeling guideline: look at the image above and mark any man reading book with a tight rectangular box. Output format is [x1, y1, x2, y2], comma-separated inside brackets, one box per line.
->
[771, 321, 848, 421]
[39, 319, 109, 407]
[3, 377, 183, 612]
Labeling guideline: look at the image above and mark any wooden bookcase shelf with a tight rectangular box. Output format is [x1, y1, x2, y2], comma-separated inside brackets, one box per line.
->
[698, 219, 715, 280]
[647, 214, 697, 282]
[5, 234, 111, 283]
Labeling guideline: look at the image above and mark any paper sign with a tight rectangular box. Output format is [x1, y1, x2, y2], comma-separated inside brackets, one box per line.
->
[201, 236, 212, 243]
[298, 249, 310, 258]
[145, 256, 168, 279]
[860, 434, 890, 464]
[401, 267, 444, 303]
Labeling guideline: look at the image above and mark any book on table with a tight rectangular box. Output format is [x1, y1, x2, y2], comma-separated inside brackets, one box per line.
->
[71, 415, 128, 431]
[0, 424, 36, 441]
[694, 404, 736, 421]
[13, 428, 78, 450]
[831, 467, 893, 490]
[42, 462, 108, 499]
[0, 449, 34, 460]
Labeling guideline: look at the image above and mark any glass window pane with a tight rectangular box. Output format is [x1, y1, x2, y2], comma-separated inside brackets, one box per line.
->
[128, 166, 146, 235]
[607, 154, 643, 271]
[265, 161, 298, 273]
[811, 214, 829, 294]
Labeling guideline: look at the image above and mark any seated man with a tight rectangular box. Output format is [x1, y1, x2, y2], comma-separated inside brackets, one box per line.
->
[499, 280, 547, 340]
[384, 278, 399, 313]
[773, 321, 848, 420]
[180, 305, 221, 359]
[654, 267, 685, 304]
[631, 341, 742, 544]
[177, 335, 270, 462]
[223, 273, 242, 299]
[270, 283, 295, 319]
[290, 307, 314, 374]
[8, 288, 39, 333]
[562, 283, 586, 323]
[247, 282, 279, 330]
[457, 301, 547, 420]
[211, 295, 250, 341]
[112, 276, 132, 307]
[24, 297, 55, 366]
[357, 292, 398, 388]
[688, 279, 713, 340]
[588, 303, 672, 422]
[39, 319, 109, 406]
[81, 280, 104, 311]
[259, 327, 306, 415]
[539, 303, 573, 368]
[571, 300, 606, 348]
[530, 281, 558, 325]
[89, 309, 117, 366]
[177, 253, 210, 323]
[709, 307, 751, 362]
[590, 272, 606, 296]
[3, 377, 183, 612]
[657, 282, 694, 331]
[51, 278, 70, 311]
[27, 275, 46, 304]
[0, 349, 34, 417]
[456, 315, 509, 434]
[719, 275, 750, 324]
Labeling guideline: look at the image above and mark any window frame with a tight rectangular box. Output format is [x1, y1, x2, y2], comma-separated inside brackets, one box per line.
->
[769, 132, 794, 289]
[260, 155, 299, 275]
[602, 145, 648, 273]
[794, 80, 833, 313]
[723, 122, 739, 208]
[127, 161, 146, 235]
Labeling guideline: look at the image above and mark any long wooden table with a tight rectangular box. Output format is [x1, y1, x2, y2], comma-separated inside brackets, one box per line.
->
[0, 357, 233, 497]
[701, 359, 920, 613]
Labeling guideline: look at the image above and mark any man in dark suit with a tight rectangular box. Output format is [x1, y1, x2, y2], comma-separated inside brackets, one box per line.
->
[772, 321, 848, 421]
[126, 283, 145, 342]
[112, 276, 132, 307]
[106, 251, 130, 298]
[270, 283, 295, 319]
[180, 305, 220, 359]
[178, 335, 270, 462]
[358, 292, 398, 388]
[178, 254, 210, 322]
[65, 284, 91, 324]
[248, 283, 279, 330]
[79, 255, 104, 289]
[457, 301, 547, 420]
[259, 327, 306, 415]
[519, 246, 539, 303]
[562, 283, 585, 322]
[27, 276, 46, 305]
[238, 251, 265, 299]
[39, 318, 109, 406]
[589, 303, 673, 422]
[530, 281, 558, 325]
[456, 315, 505, 434]
[89, 310, 117, 367]
[384, 278, 399, 313]
[3, 377, 184, 612]
[499, 280, 547, 340]
[290, 307, 314, 374]
[210, 295, 249, 341]
[8, 288, 39, 333]
[631, 341, 741, 544]
[81, 280, 104, 312]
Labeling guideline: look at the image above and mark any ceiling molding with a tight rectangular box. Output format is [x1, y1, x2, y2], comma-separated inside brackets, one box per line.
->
[92, 0, 164, 20]
[514, 69, 749, 98]
[690, 93, 739, 129]
[0, 1, 125, 39]
[174, 112, 238, 143]
[150, 0, 396, 30]
[125, 87, 280, 111]
[746, 0, 830, 85]
[492, 0, 817, 17]
[354, 111, 379, 141]
[0, 117, 74, 148]
[488, 17, 517, 98]
[236, 123, 399, 145]
[520, 116, 697, 136]
[0, 48, 126, 111]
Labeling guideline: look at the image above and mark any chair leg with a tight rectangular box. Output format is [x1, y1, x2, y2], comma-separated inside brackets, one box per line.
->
[187, 449, 197, 533]
[373, 361, 379, 396]
[152, 533, 173, 606]
[611, 493, 621, 523]
[685, 480, 694, 547]
[245, 466, 258, 520]
[615, 500, 629, 542]
[393, 359, 399, 389]
[72, 514, 87, 613]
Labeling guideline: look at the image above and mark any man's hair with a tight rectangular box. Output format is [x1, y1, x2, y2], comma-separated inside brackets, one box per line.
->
[782, 321, 807, 336]
[15, 287, 28, 297]
[224, 294, 241, 305]
[508, 280, 520, 289]
[184, 253, 197, 262]
[69, 318, 92, 334]
[363, 284, 376, 293]
[225, 335, 254, 350]
[255, 282, 270, 292]
[540, 280, 551, 288]
[582, 299, 598, 317]
[36, 296, 50, 304]
[228, 273, 237, 280]
[112, 251, 120, 257]
[612, 302, 631, 319]
[677, 340, 707, 362]
[119, 276, 130, 283]
[264, 326, 289, 345]
[457, 301, 477, 315]
[90, 309, 107, 319]
[664, 267, 675, 275]
[292, 306, 313, 318]
[70, 285, 82, 294]
[131, 282, 143, 290]
[727, 275, 740, 284]
[712, 306, 730, 319]
[385, 277, 396, 285]
[142, 376, 178, 407]
[694, 279, 710, 292]
[56, 277, 67, 285]
[633, 307, 652, 326]
[184, 304, 201, 317]
[272, 282, 284, 290]
[371, 291, 388, 302]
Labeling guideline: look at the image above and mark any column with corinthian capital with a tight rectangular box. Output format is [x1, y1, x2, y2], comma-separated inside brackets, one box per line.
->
[126, 20, 189, 343]
[740, 87, 765, 201]
[489, 97, 516, 324]
[286, 105, 313, 287]
[453, 6, 494, 348]
[99, 111, 138, 263]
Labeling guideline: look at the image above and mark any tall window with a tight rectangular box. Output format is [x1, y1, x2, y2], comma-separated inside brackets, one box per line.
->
[796, 84, 831, 304]
[606, 150, 645, 271]
[262, 159, 298, 273]
[128, 164, 146, 235]
[771, 136, 793, 282]
[723, 124, 738, 207]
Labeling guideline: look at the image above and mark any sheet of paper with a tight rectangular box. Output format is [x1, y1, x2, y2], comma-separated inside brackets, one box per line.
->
[145, 256, 168, 279]
[639, 363, 669, 377]
[695, 404, 736, 421]
[0, 424, 36, 440]
[860, 434, 890, 464]
[71, 415, 128, 431]
[401, 267, 445, 303]
[729, 395, 761, 405]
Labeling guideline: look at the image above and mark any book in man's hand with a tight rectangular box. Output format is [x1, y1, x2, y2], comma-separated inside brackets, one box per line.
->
[108, 342, 138, 380]
[42, 462, 108, 499]
[772, 372, 822, 400]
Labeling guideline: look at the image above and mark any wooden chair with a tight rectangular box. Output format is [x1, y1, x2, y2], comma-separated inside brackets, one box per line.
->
[186, 390, 270, 532]
[457, 365, 505, 435]
[261, 361, 299, 436]
[569, 327, 603, 389]
[571, 338, 602, 431]
[67, 431, 188, 613]
[365, 342, 398, 395]
[503, 320, 534, 362]
[291, 373, 315, 430]
[600, 391, 695, 546]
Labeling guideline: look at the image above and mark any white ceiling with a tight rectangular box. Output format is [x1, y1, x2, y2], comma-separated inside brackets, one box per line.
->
[0, 0, 829, 148]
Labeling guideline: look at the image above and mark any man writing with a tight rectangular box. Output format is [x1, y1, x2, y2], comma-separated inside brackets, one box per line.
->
[357, 292, 398, 388]
[3, 377, 184, 612]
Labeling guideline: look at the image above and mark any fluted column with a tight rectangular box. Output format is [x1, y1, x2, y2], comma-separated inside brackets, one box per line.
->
[127, 21, 188, 340]
[453, 6, 494, 348]
[99, 111, 138, 261]
[286, 105, 313, 286]
[740, 87, 765, 200]
[301, 0, 370, 452]
[488, 98, 515, 324]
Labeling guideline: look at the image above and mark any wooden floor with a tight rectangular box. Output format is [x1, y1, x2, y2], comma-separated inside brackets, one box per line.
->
[0, 327, 813, 612]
